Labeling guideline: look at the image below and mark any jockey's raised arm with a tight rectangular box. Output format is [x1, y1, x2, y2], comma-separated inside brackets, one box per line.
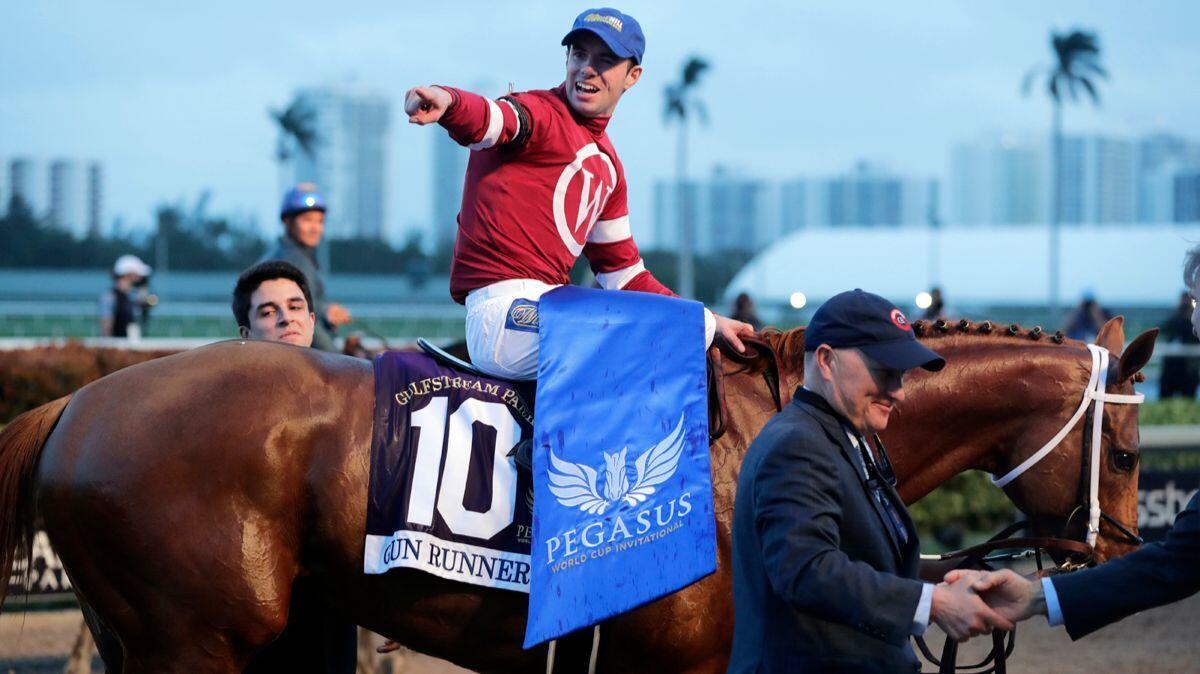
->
[399, 10, 755, 382]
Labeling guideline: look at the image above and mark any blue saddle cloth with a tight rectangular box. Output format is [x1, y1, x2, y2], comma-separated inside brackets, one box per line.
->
[525, 286, 716, 647]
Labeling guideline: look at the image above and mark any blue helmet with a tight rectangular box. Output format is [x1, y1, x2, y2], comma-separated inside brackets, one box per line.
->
[280, 183, 327, 219]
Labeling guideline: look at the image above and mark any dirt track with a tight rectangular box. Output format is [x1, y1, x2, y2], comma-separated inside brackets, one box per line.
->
[2, 595, 1198, 673]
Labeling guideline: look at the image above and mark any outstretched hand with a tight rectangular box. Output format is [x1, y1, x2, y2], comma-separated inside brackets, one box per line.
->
[944, 568, 1046, 624]
[931, 572, 1015, 642]
[404, 86, 453, 124]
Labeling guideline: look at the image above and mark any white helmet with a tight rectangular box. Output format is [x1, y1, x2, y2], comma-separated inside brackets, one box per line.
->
[113, 254, 152, 278]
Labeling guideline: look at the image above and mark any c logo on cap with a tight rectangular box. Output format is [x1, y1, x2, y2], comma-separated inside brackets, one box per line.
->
[890, 308, 911, 331]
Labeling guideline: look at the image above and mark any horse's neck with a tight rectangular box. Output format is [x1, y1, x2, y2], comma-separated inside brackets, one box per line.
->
[883, 336, 1089, 503]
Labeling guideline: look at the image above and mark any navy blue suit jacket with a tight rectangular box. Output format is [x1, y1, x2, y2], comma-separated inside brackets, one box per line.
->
[727, 389, 924, 673]
[1052, 490, 1200, 639]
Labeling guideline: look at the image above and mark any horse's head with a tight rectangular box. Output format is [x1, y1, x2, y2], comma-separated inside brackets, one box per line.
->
[988, 317, 1157, 563]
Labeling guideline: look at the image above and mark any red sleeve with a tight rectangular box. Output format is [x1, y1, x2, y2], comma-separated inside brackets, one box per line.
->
[436, 86, 529, 150]
[583, 169, 675, 297]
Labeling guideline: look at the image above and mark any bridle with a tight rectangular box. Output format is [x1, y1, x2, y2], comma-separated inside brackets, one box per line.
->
[917, 344, 1146, 674]
[990, 343, 1144, 550]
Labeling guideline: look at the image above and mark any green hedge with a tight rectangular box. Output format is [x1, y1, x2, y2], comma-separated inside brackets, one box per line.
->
[1140, 398, 1200, 426]
[909, 397, 1200, 543]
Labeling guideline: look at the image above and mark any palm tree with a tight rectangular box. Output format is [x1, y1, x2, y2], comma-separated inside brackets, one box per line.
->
[664, 57, 710, 299]
[1023, 29, 1106, 321]
[269, 98, 320, 194]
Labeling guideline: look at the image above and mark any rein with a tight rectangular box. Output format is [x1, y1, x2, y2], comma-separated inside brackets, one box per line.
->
[917, 343, 1146, 673]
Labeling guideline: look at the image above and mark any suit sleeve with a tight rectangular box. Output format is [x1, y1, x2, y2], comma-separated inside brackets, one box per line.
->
[436, 86, 532, 150]
[753, 429, 924, 646]
[583, 169, 675, 296]
[1052, 490, 1200, 640]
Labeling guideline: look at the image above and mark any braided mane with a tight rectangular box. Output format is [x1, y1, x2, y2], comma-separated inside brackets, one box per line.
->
[752, 318, 1087, 382]
[759, 318, 1077, 352]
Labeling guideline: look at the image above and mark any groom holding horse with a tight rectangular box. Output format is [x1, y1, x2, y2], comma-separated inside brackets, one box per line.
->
[728, 290, 1014, 673]
[403, 7, 755, 380]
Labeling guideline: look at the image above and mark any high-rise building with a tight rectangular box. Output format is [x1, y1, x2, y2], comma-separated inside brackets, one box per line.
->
[653, 168, 775, 255]
[429, 81, 497, 254]
[9, 157, 47, 217]
[653, 179, 700, 251]
[947, 132, 1046, 225]
[782, 162, 936, 231]
[1176, 169, 1200, 222]
[1040, 134, 1135, 224]
[88, 163, 103, 235]
[432, 133, 468, 254]
[706, 166, 774, 253]
[48, 160, 103, 237]
[286, 84, 390, 240]
[1137, 133, 1200, 222]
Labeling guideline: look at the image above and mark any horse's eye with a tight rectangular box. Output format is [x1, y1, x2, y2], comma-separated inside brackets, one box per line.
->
[1111, 449, 1138, 473]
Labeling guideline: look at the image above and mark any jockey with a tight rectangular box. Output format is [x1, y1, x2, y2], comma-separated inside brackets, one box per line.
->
[405, 7, 755, 380]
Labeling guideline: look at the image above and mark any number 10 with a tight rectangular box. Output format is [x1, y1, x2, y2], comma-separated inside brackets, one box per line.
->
[406, 396, 521, 540]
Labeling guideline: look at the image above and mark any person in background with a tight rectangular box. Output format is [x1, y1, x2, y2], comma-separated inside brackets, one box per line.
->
[1159, 290, 1199, 399]
[921, 287, 945, 322]
[1063, 291, 1111, 342]
[260, 183, 352, 352]
[231, 260, 358, 674]
[231, 260, 317, 347]
[731, 292, 763, 331]
[99, 254, 153, 339]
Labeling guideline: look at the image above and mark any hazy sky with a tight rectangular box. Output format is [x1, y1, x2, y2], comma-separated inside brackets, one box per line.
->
[4, 1, 1199, 245]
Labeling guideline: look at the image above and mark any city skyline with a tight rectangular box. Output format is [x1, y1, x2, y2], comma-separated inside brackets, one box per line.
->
[4, 2, 1200, 246]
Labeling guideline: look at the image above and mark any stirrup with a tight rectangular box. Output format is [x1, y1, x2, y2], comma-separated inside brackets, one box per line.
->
[508, 438, 533, 472]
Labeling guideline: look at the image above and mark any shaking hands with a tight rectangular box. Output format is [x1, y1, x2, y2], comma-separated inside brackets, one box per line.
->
[944, 568, 1048, 624]
[929, 571, 1015, 642]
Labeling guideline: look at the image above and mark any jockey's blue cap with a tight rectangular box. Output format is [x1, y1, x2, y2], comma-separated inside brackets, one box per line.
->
[805, 289, 946, 372]
[280, 183, 326, 219]
[562, 8, 645, 65]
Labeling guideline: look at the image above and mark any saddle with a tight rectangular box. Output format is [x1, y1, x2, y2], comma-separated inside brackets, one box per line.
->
[417, 335, 790, 462]
[707, 336, 791, 442]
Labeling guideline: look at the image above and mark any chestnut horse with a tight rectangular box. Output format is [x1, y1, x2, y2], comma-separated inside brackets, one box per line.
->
[0, 317, 1155, 673]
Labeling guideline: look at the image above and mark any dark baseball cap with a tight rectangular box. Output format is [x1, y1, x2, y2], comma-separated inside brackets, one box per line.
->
[561, 8, 645, 64]
[805, 289, 946, 372]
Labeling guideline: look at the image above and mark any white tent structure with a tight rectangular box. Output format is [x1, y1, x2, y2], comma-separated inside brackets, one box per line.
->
[724, 223, 1200, 309]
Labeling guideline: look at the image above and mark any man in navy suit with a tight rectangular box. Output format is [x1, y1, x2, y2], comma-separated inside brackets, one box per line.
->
[727, 290, 1013, 673]
[959, 245, 1200, 639]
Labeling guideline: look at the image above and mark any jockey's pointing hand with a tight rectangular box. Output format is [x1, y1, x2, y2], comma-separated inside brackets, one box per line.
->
[404, 86, 453, 125]
[715, 314, 756, 353]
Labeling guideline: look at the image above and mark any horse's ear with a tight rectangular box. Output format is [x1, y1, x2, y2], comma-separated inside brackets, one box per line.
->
[1095, 316, 1126, 354]
[1118, 329, 1158, 382]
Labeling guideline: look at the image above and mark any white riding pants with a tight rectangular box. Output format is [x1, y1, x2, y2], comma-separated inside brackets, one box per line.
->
[464, 279, 717, 381]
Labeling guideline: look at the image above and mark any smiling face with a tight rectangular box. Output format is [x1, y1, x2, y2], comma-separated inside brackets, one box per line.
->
[816, 346, 907, 435]
[564, 32, 642, 117]
[240, 278, 315, 347]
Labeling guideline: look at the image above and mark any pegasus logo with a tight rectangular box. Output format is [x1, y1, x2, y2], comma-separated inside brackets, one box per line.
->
[548, 415, 686, 515]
